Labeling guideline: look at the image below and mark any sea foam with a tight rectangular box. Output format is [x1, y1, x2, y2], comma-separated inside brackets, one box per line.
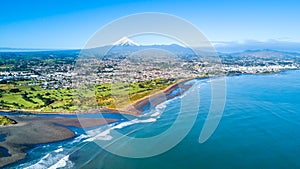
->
[48, 155, 72, 169]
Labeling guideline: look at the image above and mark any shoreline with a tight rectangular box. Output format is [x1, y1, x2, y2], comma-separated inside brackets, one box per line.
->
[0, 116, 75, 168]
[0, 78, 194, 167]
[0, 115, 117, 168]
[121, 78, 195, 114]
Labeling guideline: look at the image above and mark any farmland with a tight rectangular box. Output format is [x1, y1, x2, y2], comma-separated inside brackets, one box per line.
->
[0, 78, 175, 112]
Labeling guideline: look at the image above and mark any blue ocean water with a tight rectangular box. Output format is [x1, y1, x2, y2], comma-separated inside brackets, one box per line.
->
[5, 70, 300, 169]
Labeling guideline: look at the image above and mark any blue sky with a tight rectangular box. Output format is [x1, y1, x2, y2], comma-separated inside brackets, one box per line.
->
[0, 0, 299, 49]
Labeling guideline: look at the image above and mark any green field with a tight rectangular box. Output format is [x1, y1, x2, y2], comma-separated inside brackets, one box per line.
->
[0, 78, 175, 113]
[0, 115, 16, 126]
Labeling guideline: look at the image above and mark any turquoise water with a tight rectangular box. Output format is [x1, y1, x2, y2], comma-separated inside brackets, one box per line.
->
[5, 70, 300, 169]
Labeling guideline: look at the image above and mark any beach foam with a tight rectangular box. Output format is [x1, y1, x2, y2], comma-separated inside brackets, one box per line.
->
[24, 153, 68, 169]
[85, 117, 158, 141]
[48, 155, 72, 169]
[70, 134, 89, 144]
[150, 100, 169, 118]
[53, 148, 63, 153]
[23, 145, 74, 169]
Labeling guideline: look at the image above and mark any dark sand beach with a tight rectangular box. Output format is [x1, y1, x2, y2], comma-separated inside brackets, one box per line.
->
[0, 115, 116, 168]
[123, 79, 193, 114]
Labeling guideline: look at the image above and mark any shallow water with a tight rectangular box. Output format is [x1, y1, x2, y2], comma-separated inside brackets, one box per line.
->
[0, 147, 10, 158]
[0, 134, 6, 142]
[4, 70, 300, 169]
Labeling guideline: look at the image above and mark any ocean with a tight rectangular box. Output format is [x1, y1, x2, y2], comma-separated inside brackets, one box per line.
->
[4, 70, 300, 169]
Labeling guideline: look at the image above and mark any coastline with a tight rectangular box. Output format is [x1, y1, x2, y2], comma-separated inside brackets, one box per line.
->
[0, 116, 74, 168]
[122, 78, 194, 114]
[0, 115, 116, 168]
[0, 78, 194, 167]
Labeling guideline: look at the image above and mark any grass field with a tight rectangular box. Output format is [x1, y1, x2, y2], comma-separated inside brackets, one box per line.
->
[0, 115, 16, 125]
[0, 78, 176, 112]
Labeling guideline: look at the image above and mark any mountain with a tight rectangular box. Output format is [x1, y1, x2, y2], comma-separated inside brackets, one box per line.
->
[235, 49, 300, 58]
[3, 37, 300, 61]
[0, 37, 212, 57]
[218, 49, 300, 61]
[113, 36, 140, 46]
[82, 37, 197, 58]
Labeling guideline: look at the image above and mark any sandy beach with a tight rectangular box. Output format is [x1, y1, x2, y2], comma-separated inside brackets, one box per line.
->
[122, 79, 193, 114]
[0, 115, 116, 168]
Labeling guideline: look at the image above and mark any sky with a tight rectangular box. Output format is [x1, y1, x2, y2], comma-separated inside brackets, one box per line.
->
[0, 0, 300, 49]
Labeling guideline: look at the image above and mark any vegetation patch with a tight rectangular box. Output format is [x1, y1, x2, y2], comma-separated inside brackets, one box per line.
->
[0, 115, 17, 126]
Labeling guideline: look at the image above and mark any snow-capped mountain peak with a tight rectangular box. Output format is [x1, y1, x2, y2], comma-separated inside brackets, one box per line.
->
[113, 36, 140, 46]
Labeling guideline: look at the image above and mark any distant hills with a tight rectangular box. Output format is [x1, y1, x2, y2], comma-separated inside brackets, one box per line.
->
[222, 49, 300, 59]
[213, 40, 300, 53]
[1, 37, 300, 60]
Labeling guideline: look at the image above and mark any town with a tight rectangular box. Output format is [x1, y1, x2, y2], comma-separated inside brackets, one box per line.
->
[0, 49, 299, 89]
